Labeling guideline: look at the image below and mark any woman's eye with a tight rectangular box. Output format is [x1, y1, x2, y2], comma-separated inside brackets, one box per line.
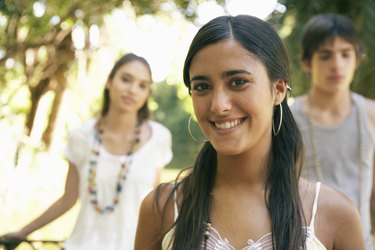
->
[230, 78, 248, 87]
[139, 83, 149, 89]
[192, 83, 210, 91]
[121, 77, 130, 83]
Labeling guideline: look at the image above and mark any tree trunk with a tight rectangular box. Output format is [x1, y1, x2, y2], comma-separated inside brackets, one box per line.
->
[41, 33, 75, 148]
[42, 73, 67, 148]
[26, 78, 51, 135]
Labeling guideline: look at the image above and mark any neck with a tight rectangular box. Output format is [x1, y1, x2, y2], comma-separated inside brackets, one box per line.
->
[215, 151, 269, 190]
[307, 88, 352, 112]
[305, 89, 353, 125]
[102, 109, 140, 134]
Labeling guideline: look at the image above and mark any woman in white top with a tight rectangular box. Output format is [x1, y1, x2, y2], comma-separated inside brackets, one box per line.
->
[135, 15, 364, 250]
[1, 53, 173, 249]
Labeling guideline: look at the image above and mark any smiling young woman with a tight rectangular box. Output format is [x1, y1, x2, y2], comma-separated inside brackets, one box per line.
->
[135, 15, 364, 250]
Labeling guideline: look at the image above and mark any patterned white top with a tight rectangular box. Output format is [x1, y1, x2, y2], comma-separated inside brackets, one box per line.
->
[162, 183, 326, 250]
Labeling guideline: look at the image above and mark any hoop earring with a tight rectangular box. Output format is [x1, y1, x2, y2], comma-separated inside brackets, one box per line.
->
[188, 115, 208, 143]
[272, 103, 283, 136]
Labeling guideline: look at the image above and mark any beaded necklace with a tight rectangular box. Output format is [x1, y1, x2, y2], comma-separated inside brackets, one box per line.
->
[203, 219, 212, 250]
[88, 118, 141, 214]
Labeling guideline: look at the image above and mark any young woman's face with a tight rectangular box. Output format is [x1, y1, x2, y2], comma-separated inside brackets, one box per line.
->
[189, 39, 282, 156]
[304, 36, 357, 94]
[107, 60, 151, 114]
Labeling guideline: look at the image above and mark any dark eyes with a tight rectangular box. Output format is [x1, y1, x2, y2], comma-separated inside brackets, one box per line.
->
[121, 76, 130, 82]
[192, 83, 210, 91]
[191, 78, 249, 93]
[319, 53, 330, 60]
[120, 76, 149, 90]
[230, 78, 248, 87]
[319, 52, 353, 60]
[139, 83, 148, 89]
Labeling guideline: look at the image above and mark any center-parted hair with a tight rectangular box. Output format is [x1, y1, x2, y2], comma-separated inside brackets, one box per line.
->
[163, 15, 305, 250]
[101, 53, 152, 122]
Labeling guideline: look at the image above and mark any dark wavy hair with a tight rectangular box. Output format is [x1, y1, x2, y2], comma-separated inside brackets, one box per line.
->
[100, 53, 151, 122]
[301, 13, 363, 63]
[160, 15, 306, 250]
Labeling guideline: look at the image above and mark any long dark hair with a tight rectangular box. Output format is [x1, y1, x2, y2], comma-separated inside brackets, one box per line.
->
[164, 15, 305, 250]
[100, 53, 152, 122]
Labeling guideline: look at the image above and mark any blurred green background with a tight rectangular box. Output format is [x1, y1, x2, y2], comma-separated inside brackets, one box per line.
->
[0, 0, 374, 245]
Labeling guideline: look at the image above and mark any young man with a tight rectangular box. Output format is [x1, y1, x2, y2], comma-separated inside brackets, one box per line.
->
[291, 13, 375, 249]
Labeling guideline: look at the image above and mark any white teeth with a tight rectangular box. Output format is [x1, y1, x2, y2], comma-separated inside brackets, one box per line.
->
[214, 119, 241, 129]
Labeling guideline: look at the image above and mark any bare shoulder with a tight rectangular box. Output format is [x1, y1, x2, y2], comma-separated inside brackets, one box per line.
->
[299, 178, 364, 249]
[147, 182, 173, 202]
[135, 182, 176, 250]
[317, 183, 365, 249]
[298, 179, 354, 221]
[140, 182, 175, 228]
[318, 183, 359, 221]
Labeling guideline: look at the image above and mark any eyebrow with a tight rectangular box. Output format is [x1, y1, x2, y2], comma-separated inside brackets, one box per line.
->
[190, 75, 209, 82]
[317, 47, 354, 53]
[121, 72, 151, 83]
[222, 69, 252, 78]
[120, 72, 133, 78]
[190, 69, 253, 82]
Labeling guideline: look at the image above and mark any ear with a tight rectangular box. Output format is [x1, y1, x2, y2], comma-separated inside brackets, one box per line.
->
[273, 80, 287, 105]
[355, 55, 362, 69]
[301, 59, 311, 73]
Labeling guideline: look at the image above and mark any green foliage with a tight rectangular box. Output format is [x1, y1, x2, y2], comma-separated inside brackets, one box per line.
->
[151, 81, 202, 169]
[354, 0, 375, 98]
[0, 0, 224, 149]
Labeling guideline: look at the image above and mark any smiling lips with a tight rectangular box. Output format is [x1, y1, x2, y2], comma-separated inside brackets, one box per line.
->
[214, 118, 243, 130]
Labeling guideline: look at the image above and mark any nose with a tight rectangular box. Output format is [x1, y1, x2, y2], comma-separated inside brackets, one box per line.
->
[210, 88, 232, 114]
[331, 54, 344, 71]
[127, 82, 138, 93]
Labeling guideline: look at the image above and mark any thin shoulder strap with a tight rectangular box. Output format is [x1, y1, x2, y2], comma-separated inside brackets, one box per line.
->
[309, 182, 321, 229]
[172, 182, 179, 221]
